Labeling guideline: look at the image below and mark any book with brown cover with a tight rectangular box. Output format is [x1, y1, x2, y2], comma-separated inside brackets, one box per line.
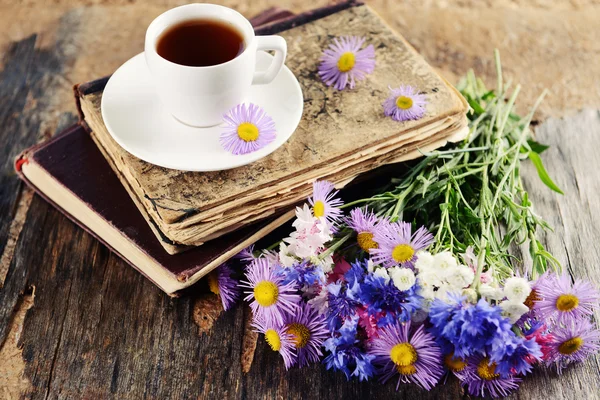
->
[15, 124, 293, 295]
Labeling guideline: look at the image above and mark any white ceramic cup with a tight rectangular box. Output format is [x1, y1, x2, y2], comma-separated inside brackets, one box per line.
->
[145, 4, 287, 127]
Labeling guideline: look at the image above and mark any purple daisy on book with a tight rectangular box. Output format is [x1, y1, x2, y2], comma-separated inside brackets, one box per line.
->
[344, 207, 386, 253]
[241, 258, 300, 325]
[252, 316, 297, 369]
[545, 318, 600, 373]
[207, 263, 240, 311]
[220, 103, 277, 155]
[318, 36, 375, 90]
[371, 221, 434, 268]
[455, 354, 521, 398]
[534, 272, 599, 326]
[309, 180, 344, 223]
[383, 85, 428, 122]
[368, 321, 444, 391]
[283, 302, 329, 367]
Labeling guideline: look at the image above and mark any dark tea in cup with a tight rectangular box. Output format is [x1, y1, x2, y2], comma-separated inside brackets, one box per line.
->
[156, 19, 245, 67]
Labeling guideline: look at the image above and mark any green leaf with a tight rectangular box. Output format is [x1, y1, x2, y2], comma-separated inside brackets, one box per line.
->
[527, 139, 550, 154]
[528, 152, 564, 194]
[467, 97, 486, 115]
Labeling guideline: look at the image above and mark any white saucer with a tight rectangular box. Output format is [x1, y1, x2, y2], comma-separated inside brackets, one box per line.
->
[101, 52, 303, 171]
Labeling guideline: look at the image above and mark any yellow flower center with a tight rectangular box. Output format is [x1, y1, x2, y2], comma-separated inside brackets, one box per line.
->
[556, 294, 579, 312]
[337, 52, 356, 72]
[287, 323, 311, 348]
[254, 281, 279, 307]
[391, 244, 415, 263]
[476, 358, 500, 381]
[390, 343, 418, 375]
[237, 122, 259, 142]
[444, 353, 467, 372]
[395, 96, 413, 110]
[265, 329, 282, 351]
[207, 272, 220, 295]
[357, 232, 378, 252]
[313, 200, 325, 218]
[558, 336, 583, 355]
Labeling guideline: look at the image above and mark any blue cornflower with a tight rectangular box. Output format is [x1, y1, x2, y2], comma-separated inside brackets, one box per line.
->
[359, 272, 421, 323]
[326, 281, 360, 330]
[323, 316, 375, 381]
[344, 259, 368, 286]
[274, 261, 325, 290]
[429, 295, 515, 359]
[492, 335, 542, 377]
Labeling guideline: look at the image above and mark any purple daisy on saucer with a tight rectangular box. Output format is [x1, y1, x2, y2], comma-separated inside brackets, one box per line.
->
[241, 258, 301, 325]
[252, 317, 297, 369]
[545, 318, 600, 373]
[344, 207, 386, 253]
[371, 222, 434, 268]
[318, 36, 375, 90]
[455, 354, 521, 398]
[534, 273, 599, 326]
[220, 103, 277, 155]
[383, 85, 428, 122]
[207, 263, 240, 311]
[283, 302, 329, 367]
[368, 321, 444, 391]
[309, 180, 344, 223]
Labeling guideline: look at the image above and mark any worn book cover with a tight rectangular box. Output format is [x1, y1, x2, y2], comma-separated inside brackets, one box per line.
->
[77, 1, 468, 248]
[15, 124, 294, 295]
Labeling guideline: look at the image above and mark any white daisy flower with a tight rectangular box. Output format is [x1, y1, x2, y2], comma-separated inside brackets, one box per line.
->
[446, 265, 475, 289]
[503, 277, 532, 303]
[415, 251, 435, 271]
[374, 267, 391, 284]
[390, 267, 417, 291]
[500, 300, 530, 323]
[479, 283, 504, 301]
[432, 251, 458, 278]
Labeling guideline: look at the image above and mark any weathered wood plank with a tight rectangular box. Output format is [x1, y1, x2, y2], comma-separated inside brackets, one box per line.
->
[0, 19, 79, 347]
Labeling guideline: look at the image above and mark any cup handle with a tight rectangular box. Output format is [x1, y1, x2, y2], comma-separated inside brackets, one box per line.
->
[252, 36, 287, 85]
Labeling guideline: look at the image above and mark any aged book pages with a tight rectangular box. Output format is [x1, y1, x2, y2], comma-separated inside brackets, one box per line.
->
[79, 3, 468, 247]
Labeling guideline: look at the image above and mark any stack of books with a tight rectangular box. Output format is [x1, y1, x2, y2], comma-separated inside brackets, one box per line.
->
[16, 1, 468, 295]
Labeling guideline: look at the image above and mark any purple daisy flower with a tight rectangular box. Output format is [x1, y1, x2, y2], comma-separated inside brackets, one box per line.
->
[318, 36, 375, 90]
[545, 318, 600, 373]
[344, 207, 386, 253]
[241, 258, 301, 325]
[220, 103, 277, 155]
[309, 180, 344, 223]
[283, 302, 329, 367]
[534, 273, 599, 326]
[252, 316, 297, 369]
[234, 245, 256, 264]
[369, 321, 444, 391]
[455, 354, 521, 398]
[383, 85, 428, 122]
[207, 263, 240, 311]
[371, 222, 434, 268]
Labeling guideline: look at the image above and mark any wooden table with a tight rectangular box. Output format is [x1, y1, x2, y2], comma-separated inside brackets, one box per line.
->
[1, 1, 600, 398]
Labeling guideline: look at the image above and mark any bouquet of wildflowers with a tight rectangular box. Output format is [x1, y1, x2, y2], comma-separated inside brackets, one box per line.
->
[206, 55, 600, 398]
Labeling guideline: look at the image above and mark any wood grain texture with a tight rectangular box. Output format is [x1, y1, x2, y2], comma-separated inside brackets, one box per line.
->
[1, 1, 600, 399]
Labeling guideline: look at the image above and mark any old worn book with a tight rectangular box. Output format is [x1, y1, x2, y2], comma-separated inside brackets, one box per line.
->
[77, 1, 468, 248]
[15, 124, 294, 295]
